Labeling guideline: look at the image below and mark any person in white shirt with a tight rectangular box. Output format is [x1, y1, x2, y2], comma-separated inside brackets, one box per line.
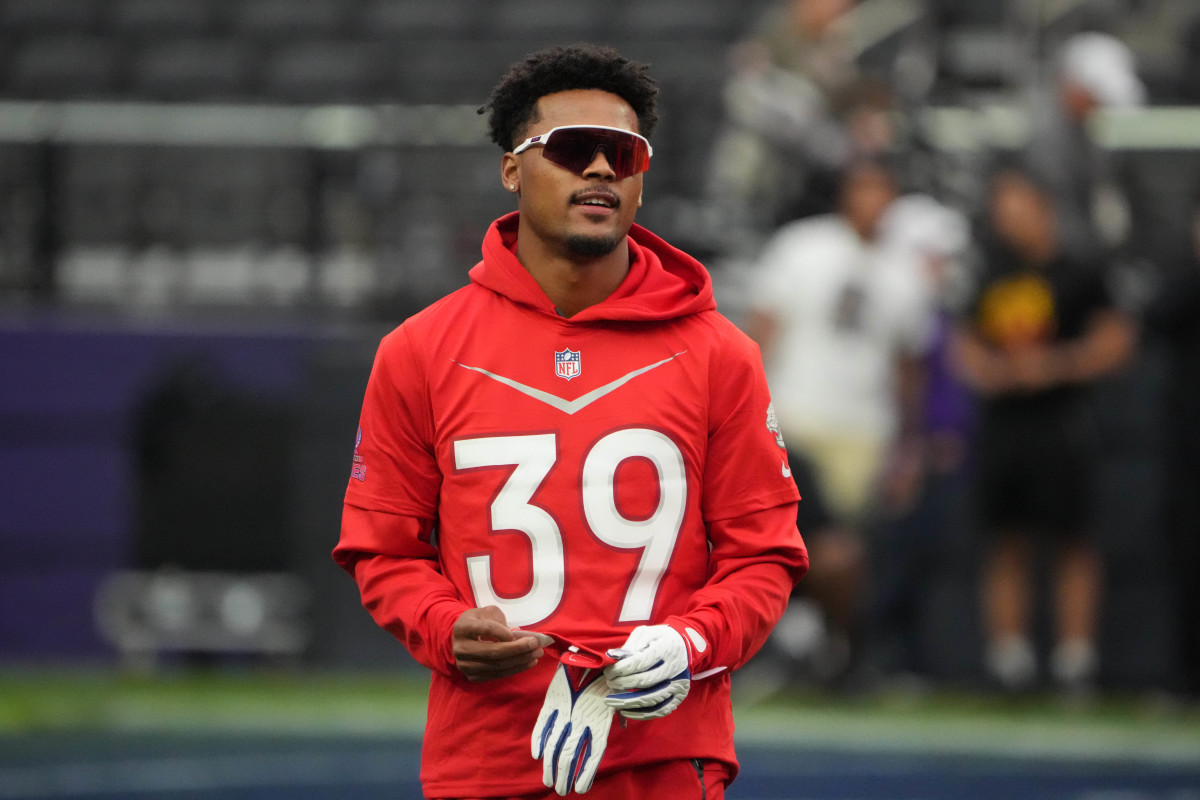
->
[744, 158, 935, 682]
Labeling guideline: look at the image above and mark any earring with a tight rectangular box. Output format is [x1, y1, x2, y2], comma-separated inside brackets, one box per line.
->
[509, 184, 516, 190]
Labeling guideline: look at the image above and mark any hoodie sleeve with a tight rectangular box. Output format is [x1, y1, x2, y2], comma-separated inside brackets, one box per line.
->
[665, 325, 809, 674]
[335, 507, 468, 675]
[332, 327, 469, 675]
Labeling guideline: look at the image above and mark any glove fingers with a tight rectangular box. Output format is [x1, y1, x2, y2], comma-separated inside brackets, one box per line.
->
[605, 681, 674, 709]
[534, 663, 615, 794]
[619, 692, 686, 720]
[532, 667, 571, 760]
[549, 721, 572, 793]
[605, 660, 674, 690]
[608, 662, 692, 692]
[554, 726, 585, 796]
[543, 747, 557, 792]
[604, 649, 662, 680]
[571, 680, 615, 792]
[616, 624, 656, 652]
[605, 626, 688, 689]
[566, 729, 596, 794]
[532, 708, 558, 758]
[573, 735, 601, 793]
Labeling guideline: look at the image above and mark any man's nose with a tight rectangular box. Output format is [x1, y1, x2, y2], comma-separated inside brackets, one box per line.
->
[581, 147, 615, 179]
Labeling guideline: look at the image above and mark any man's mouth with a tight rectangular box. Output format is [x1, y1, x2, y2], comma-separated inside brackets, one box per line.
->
[571, 190, 620, 210]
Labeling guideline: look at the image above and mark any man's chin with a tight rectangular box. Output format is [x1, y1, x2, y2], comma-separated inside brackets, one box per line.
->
[565, 233, 621, 259]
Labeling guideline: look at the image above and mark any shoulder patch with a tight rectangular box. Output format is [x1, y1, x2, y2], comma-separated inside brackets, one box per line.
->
[765, 402, 786, 449]
[351, 426, 367, 482]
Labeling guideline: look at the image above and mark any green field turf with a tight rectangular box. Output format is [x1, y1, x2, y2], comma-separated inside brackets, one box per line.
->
[2, 668, 1198, 765]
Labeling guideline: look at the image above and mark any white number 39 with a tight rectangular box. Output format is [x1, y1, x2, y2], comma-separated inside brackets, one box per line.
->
[453, 429, 686, 627]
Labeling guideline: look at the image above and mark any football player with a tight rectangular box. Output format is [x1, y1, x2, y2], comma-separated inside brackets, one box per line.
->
[334, 43, 809, 799]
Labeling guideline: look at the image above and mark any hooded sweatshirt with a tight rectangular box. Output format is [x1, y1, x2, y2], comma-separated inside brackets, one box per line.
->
[335, 213, 808, 797]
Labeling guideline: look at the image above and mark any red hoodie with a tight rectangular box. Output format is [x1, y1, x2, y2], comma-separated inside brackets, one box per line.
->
[335, 213, 808, 797]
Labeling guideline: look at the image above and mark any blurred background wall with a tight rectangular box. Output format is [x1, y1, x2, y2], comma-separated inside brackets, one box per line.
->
[1, 0, 1197, 693]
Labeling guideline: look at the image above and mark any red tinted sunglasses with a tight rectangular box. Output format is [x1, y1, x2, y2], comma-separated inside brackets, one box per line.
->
[512, 125, 653, 179]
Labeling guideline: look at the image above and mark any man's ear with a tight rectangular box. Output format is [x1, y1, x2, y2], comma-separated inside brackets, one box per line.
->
[501, 153, 520, 194]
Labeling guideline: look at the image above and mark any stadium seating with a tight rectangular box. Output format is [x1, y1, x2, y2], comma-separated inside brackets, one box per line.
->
[228, 0, 357, 41]
[130, 38, 256, 101]
[8, 35, 124, 99]
[0, 0, 1181, 314]
[491, 0, 613, 43]
[0, 144, 43, 293]
[621, 0, 738, 39]
[0, 0, 102, 37]
[108, 0, 222, 40]
[384, 40, 517, 104]
[57, 145, 143, 246]
[260, 39, 384, 104]
[358, 0, 490, 41]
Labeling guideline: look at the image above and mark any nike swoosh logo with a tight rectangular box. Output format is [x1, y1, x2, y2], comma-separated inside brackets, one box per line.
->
[782, 463, 792, 479]
[454, 352, 687, 415]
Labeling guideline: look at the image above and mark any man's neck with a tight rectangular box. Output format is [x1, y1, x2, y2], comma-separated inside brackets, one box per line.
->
[516, 236, 631, 318]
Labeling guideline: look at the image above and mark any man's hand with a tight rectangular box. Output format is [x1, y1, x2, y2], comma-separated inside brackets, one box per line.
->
[531, 665, 614, 795]
[452, 606, 543, 681]
[604, 625, 691, 720]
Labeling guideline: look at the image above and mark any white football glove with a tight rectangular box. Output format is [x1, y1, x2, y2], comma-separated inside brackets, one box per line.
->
[604, 625, 691, 720]
[531, 664, 615, 795]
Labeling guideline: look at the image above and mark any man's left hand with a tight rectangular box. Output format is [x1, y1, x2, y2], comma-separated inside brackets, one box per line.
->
[604, 625, 691, 720]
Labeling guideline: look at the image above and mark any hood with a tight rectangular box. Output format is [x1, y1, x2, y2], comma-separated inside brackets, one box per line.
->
[469, 212, 716, 323]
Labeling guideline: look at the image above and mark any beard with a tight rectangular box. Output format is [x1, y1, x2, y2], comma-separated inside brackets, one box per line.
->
[565, 233, 621, 258]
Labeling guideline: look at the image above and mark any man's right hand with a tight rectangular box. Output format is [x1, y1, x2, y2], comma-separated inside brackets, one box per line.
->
[452, 606, 545, 681]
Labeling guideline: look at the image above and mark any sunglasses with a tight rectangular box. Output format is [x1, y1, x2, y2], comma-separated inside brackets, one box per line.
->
[512, 125, 653, 180]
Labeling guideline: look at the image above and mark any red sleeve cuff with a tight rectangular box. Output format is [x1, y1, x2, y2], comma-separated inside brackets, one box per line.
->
[422, 596, 472, 675]
[665, 617, 714, 673]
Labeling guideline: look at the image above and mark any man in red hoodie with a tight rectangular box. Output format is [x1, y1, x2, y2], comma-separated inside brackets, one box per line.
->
[333, 44, 809, 800]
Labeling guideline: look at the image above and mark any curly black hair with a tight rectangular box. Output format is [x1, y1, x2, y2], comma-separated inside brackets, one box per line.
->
[481, 43, 659, 151]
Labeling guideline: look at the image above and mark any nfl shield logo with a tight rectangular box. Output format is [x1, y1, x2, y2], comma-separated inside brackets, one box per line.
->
[555, 348, 582, 381]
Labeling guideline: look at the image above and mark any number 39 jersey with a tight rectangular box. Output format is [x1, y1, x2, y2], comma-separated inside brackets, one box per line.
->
[335, 213, 808, 798]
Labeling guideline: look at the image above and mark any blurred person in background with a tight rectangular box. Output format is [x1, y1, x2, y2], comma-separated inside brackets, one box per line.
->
[333, 44, 809, 799]
[868, 193, 975, 682]
[705, 0, 899, 256]
[952, 164, 1135, 696]
[744, 158, 935, 685]
[1143, 198, 1200, 701]
[1024, 31, 1146, 265]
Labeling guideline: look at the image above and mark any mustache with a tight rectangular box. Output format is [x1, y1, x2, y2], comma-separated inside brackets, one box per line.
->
[569, 186, 621, 207]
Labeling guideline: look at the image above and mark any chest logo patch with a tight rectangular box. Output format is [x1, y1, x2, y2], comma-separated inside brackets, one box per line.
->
[554, 348, 582, 381]
[454, 351, 687, 415]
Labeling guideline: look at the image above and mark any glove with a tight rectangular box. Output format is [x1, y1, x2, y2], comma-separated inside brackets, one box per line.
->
[531, 664, 615, 795]
[603, 625, 691, 720]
